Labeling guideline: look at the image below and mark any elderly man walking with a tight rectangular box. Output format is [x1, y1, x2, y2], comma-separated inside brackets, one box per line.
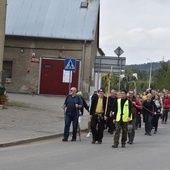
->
[62, 87, 83, 142]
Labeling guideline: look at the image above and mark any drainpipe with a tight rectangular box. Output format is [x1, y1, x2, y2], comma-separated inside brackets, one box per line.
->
[80, 40, 86, 91]
[0, 0, 7, 79]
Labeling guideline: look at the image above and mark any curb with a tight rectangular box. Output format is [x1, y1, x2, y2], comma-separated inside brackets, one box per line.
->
[0, 133, 63, 148]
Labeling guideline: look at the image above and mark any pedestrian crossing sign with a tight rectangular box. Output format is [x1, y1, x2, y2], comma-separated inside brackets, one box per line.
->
[64, 58, 76, 71]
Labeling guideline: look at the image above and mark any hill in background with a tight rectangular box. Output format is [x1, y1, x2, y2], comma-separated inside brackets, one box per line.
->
[127, 60, 170, 71]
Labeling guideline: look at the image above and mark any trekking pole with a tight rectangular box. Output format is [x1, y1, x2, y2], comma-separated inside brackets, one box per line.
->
[78, 114, 81, 141]
[77, 109, 81, 141]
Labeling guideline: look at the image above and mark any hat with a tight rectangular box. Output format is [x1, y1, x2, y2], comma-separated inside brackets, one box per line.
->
[76, 91, 83, 97]
[98, 87, 105, 92]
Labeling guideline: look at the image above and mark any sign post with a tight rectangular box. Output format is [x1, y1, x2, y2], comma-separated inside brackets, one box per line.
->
[114, 47, 124, 91]
[64, 59, 76, 94]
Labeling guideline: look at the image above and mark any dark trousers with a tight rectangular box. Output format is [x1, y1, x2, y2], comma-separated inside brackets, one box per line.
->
[114, 121, 128, 145]
[107, 116, 115, 133]
[152, 114, 160, 131]
[64, 114, 78, 139]
[91, 114, 104, 142]
[162, 109, 169, 123]
[128, 118, 136, 142]
[135, 114, 141, 129]
[144, 114, 153, 134]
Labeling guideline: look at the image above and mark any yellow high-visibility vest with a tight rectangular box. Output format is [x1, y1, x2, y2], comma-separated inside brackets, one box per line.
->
[116, 99, 131, 122]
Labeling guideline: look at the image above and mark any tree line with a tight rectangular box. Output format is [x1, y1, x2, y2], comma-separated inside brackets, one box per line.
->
[102, 60, 170, 93]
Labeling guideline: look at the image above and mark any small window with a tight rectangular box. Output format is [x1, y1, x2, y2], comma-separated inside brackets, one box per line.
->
[80, 2, 88, 8]
[2, 61, 13, 84]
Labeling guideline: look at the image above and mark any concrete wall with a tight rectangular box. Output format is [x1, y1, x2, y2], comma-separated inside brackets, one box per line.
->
[4, 36, 97, 96]
[0, 0, 7, 76]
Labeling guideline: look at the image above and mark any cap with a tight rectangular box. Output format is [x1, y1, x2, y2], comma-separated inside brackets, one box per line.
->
[98, 87, 105, 93]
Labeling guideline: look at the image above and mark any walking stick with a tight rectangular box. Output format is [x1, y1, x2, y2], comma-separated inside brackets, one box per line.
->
[78, 114, 81, 141]
[104, 66, 112, 117]
[77, 109, 81, 141]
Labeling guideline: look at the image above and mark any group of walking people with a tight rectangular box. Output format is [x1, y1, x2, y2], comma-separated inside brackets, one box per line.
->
[62, 86, 170, 148]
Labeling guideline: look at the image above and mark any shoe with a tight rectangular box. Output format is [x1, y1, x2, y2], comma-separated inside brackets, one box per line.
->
[127, 141, 133, 144]
[144, 132, 148, 135]
[154, 130, 157, 134]
[110, 132, 113, 135]
[91, 140, 96, 144]
[148, 133, 151, 136]
[97, 141, 102, 144]
[71, 138, 76, 141]
[122, 144, 125, 148]
[112, 144, 118, 148]
[162, 121, 164, 124]
[86, 132, 92, 138]
[62, 138, 68, 142]
[164, 122, 167, 124]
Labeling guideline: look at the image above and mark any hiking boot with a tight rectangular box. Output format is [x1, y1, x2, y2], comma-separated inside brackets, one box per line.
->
[91, 140, 96, 144]
[71, 138, 76, 141]
[62, 138, 68, 142]
[127, 141, 133, 144]
[112, 144, 118, 148]
[122, 144, 125, 148]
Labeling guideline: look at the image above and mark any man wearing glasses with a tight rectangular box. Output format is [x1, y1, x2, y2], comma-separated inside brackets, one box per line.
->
[62, 87, 83, 142]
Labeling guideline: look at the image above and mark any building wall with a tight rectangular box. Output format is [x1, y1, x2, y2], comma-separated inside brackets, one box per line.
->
[0, 0, 7, 75]
[4, 36, 97, 95]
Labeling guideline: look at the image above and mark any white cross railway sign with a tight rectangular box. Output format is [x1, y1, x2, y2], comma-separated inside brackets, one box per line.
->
[94, 56, 126, 73]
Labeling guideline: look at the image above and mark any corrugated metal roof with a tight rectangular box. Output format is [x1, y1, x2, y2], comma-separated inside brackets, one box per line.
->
[6, 0, 100, 40]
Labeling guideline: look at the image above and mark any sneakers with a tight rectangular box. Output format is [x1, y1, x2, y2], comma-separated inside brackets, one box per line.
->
[86, 132, 92, 138]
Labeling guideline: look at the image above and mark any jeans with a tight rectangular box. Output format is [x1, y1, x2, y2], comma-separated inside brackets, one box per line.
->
[128, 118, 136, 142]
[63, 114, 78, 139]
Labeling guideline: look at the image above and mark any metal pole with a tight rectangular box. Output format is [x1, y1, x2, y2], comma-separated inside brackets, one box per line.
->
[118, 57, 121, 91]
[148, 62, 152, 89]
[68, 71, 71, 94]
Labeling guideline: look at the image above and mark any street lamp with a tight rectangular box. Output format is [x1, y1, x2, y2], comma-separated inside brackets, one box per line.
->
[147, 58, 152, 89]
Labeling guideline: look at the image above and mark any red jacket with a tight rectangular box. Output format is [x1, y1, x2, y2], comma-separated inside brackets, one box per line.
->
[130, 97, 142, 118]
[162, 96, 170, 109]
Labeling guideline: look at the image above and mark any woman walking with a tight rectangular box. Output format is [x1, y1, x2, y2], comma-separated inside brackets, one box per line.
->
[142, 93, 157, 136]
[152, 94, 162, 134]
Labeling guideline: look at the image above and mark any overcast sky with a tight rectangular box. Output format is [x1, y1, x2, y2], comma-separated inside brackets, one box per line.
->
[99, 0, 170, 65]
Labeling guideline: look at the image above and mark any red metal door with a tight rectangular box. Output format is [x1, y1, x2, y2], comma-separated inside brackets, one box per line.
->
[40, 59, 80, 95]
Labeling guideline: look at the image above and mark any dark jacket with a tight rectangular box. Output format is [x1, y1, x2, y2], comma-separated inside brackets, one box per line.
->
[106, 96, 117, 117]
[90, 95, 107, 115]
[142, 99, 157, 116]
[79, 97, 89, 115]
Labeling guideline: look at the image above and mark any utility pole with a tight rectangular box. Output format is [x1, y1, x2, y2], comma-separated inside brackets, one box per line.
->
[147, 58, 152, 89]
[0, 0, 7, 80]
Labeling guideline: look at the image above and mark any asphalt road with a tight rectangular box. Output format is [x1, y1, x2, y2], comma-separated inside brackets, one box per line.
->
[0, 120, 170, 170]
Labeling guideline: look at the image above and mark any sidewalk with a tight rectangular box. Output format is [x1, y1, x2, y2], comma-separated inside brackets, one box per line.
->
[0, 93, 89, 147]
